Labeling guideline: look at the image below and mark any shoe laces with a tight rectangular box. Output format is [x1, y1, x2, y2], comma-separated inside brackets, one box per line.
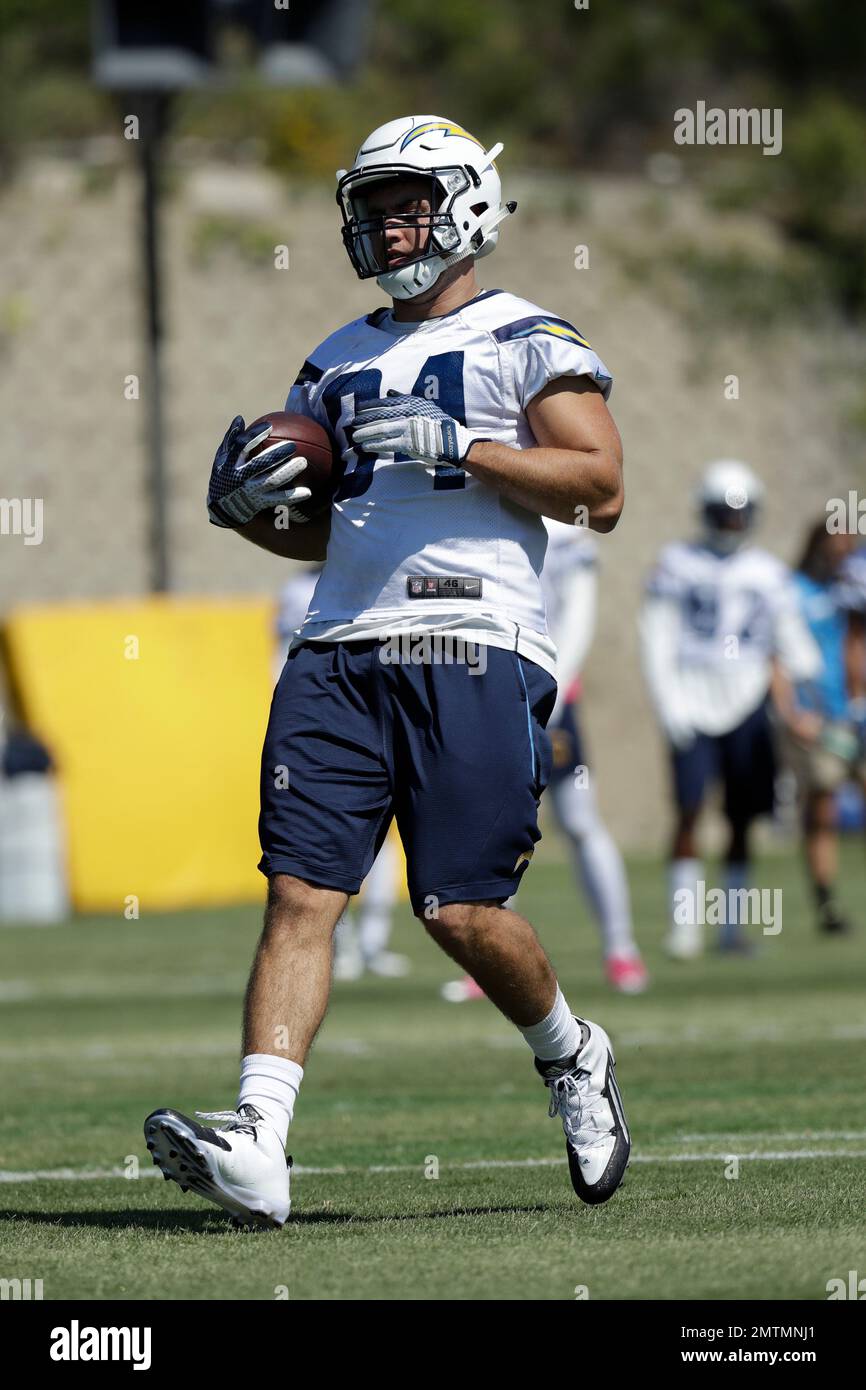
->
[195, 1106, 261, 1139]
[545, 1068, 613, 1152]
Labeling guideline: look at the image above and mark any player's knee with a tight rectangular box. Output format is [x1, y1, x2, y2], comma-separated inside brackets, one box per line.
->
[419, 899, 496, 945]
[265, 873, 331, 930]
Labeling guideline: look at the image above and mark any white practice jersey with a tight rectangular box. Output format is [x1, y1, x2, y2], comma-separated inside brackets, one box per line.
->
[641, 540, 821, 736]
[541, 518, 598, 703]
[275, 567, 320, 656]
[284, 289, 612, 678]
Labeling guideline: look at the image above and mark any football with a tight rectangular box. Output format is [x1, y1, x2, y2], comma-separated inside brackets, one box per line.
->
[248, 410, 340, 518]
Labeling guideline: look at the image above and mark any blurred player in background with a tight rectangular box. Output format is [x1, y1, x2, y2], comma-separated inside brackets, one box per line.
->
[783, 521, 866, 934]
[276, 566, 408, 980]
[444, 517, 646, 1000]
[640, 460, 821, 958]
[541, 518, 647, 990]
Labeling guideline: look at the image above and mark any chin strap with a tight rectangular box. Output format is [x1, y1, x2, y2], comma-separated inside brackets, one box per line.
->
[438, 199, 519, 270]
[379, 197, 519, 299]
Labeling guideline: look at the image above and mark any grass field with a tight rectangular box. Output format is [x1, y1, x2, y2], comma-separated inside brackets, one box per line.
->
[2, 840, 865, 1301]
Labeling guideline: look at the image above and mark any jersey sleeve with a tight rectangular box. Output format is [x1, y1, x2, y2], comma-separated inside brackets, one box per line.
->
[284, 358, 326, 424]
[644, 546, 687, 602]
[494, 315, 613, 408]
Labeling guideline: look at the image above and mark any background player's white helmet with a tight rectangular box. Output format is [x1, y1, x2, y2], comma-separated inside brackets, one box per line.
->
[696, 459, 765, 552]
[336, 115, 516, 300]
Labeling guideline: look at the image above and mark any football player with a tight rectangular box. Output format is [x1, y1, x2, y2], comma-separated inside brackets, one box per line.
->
[784, 522, 866, 934]
[444, 517, 647, 999]
[640, 461, 821, 959]
[146, 116, 629, 1226]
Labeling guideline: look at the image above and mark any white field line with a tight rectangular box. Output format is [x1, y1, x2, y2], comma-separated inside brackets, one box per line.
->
[3, 1147, 866, 1184]
[678, 1130, 866, 1143]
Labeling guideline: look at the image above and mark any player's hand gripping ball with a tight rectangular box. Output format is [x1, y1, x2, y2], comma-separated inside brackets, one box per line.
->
[207, 413, 337, 528]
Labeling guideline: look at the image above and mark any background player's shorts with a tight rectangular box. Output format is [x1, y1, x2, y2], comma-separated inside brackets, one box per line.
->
[259, 640, 557, 914]
[547, 696, 587, 785]
[780, 719, 866, 795]
[671, 701, 776, 822]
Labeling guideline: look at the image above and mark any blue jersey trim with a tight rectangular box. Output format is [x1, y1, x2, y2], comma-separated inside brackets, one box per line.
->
[492, 314, 592, 349]
[293, 359, 324, 386]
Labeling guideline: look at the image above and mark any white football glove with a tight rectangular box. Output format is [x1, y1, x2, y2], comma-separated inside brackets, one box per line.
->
[352, 391, 490, 466]
[207, 416, 313, 528]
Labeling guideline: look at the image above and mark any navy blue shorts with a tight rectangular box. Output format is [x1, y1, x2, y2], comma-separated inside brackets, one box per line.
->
[259, 640, 558, 914]
[671, 702, 776, 823]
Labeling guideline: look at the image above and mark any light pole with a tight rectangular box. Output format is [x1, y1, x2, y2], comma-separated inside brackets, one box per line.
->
[92, 0, 371, 592]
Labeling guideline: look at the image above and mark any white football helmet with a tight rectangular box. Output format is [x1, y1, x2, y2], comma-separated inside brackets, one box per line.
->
[696, 459, 764, 552]
[336, 115, 516, 300]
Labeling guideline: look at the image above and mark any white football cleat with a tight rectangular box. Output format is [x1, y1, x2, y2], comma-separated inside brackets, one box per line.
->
[333, 945, 365, 981]
[144, 1104, 291, 1229]
[664, 918, 703, 960]
[365, 950, 411, 978]
[536, 1017, 630, 1205]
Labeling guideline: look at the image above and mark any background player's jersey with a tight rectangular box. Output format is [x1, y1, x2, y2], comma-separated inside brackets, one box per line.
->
[274, 567, 320, 678]
[641, 540, 820, 735]
[791, 571, 853, 721]
[285, 289, 612, 678]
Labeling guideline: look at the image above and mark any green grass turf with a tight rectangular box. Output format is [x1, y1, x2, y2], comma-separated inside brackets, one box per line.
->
[2, 836, 865, 1300]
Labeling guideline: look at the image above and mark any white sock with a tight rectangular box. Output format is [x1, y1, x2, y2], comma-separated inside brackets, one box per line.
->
[359, 908, 392, 962]
[237, 1053, 303, 1148]
[669, 857, 702, 925]
[519, 987, 583, 1063]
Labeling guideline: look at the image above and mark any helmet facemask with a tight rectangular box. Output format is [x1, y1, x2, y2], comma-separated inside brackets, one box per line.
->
[337, 165, 472, 280]
[701, 500, 757, 554]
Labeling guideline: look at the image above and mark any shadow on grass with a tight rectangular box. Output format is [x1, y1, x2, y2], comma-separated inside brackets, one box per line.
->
[0, 1200, 557, 1234]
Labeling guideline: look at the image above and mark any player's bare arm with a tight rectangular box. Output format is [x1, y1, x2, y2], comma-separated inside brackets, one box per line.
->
[463, 376, 624, 531]
[769, 657, 822, 744]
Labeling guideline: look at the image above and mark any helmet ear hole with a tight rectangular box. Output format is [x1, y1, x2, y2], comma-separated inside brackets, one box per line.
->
[471, 202, 488, 216]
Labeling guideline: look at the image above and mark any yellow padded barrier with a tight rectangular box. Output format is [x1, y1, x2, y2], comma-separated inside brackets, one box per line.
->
[4, 598, 275, 912]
